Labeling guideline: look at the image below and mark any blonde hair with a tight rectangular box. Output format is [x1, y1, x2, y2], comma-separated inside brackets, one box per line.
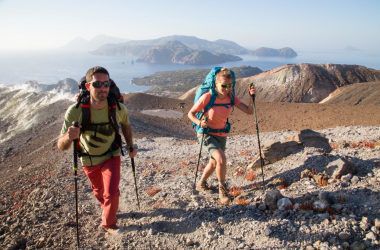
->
[216, 67, 232, 81]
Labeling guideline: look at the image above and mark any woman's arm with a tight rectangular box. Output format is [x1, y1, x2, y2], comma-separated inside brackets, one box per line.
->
[236, 85, 256, 114]
[236, 98, 253, 114]
[188, 107, 208, 128]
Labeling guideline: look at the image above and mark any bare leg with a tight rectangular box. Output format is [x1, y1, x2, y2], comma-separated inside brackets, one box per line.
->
[211, 149, 226, 184]
[200, 158, 216, 182]
[210, 149, 230, 204]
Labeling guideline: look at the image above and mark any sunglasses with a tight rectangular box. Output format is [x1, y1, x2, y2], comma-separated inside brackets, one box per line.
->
[91, 81, 111, 88]
[221, 84, 232, 89]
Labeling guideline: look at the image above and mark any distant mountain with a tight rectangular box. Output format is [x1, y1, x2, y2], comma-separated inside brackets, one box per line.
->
[135, 40, 242, 65]
[60, 35, 128, 52]
[236, 64, 380, 103]
[23, 78, 78, 94]
[91, 35, 250, 57]
[252, 47, 297, 58]
[320, 81, 380, 105]
[344, 46, 361, 51]
[132, 65, 262, 94]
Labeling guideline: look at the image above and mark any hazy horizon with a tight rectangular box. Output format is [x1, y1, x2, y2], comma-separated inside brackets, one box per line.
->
[1, 0, 380, 53]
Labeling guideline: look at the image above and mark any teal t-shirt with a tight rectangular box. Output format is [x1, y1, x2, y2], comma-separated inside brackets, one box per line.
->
[61, 103, 130, 166]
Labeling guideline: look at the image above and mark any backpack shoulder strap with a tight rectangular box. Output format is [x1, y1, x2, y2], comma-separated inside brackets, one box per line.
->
[79, 100, 91, 132]
[107, 97, 124, 156]
[107, 98, 119, 131]
[204, 90, 217, 113]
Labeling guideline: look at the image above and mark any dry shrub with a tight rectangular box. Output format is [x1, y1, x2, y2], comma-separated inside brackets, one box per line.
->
[229, 186, 242, 197]
[363, 141, 375, 149]
[299, 202, 314, 211]
[245, 170, 256, 181]
[277, 184, 288, 190]
[330, 142, 340, 150]
[235, 197, 250, 206]
[145, 186, 162, 197]
[310, 168, 318, 175]
[239, 150, 251, 156]
[270, 178, 287, 189]
[180, 160, 190, 168]
[313, 174, 329, 187]
[350, 140, 376, 149]
[234, 167, 245, 177]
[326, 207, 335, 215]
[152, 200, 165, 209]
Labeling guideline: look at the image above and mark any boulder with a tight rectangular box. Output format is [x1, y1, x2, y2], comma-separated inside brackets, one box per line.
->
[325, 158, 357, 179]
[263, 140, 303, 163]
[247, 139, 302, 170]
[313, 200, 329, 212]
[298, 129, 332, 152]
[264, 189, 284, 210]
[277, 198, 293, 210]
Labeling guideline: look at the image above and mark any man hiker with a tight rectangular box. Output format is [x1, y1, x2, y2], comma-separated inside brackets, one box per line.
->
[188, 67, 256, 205]
[57, 66, 137, 234]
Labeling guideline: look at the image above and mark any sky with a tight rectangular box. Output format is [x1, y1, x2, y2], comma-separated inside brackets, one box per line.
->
[0, 0, 379, 52]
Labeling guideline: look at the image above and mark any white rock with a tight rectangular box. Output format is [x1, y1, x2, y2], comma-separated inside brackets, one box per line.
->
[264, 227, 272, 236]
[217, 217, 226, 224]
[365, 231, 376, 240]
[370, 226, 379, 235]
[375, 218, 380, 229]
[338, 232, 351, 241]
[341, 173, 352, 182]
[351, 175, 360, 184]
[313, 200, 329, 212]
[237, 243, 245, 249]
[277, 198, 292, 210]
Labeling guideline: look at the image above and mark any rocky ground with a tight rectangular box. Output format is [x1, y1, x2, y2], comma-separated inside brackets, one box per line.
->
[1, 95, 380, 249]
[114, 126, 380, 249]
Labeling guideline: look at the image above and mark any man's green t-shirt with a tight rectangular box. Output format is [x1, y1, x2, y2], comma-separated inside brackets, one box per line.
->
[61, 103, 130, 166]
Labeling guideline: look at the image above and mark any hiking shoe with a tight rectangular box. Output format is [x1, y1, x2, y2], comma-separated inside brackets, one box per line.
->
[218, 183, 231, 205]
[196, 180, 211, 193]
[102, 225, 121, 235]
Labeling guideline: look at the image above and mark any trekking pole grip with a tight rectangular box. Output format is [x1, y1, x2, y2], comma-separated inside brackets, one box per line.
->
[249, 82, 256, 102]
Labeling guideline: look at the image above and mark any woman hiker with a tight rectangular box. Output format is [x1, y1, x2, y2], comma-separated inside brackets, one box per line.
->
[188, 67, 256, 205]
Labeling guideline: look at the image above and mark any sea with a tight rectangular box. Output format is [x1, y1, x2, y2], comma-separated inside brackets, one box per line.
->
[0, 49, 379, 93]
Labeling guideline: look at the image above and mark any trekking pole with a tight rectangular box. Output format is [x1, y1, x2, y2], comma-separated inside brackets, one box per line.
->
[72, 121, 80, 249]
[250, 84, 265, 192]
[193, 117, 207, 192]
[129, 147, 141, 210]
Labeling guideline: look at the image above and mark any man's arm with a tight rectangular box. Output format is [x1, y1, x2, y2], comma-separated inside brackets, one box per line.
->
[121, 123, 137, 157]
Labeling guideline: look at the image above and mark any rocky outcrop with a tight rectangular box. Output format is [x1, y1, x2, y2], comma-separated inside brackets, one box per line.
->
[136, 41, 241, 65]
[320, 81, 380, 105]
[252, 47, 297, 58]
[238, 63, 380, 103]
[247, 129, 331, 170]
[23, 78, 78, 94]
